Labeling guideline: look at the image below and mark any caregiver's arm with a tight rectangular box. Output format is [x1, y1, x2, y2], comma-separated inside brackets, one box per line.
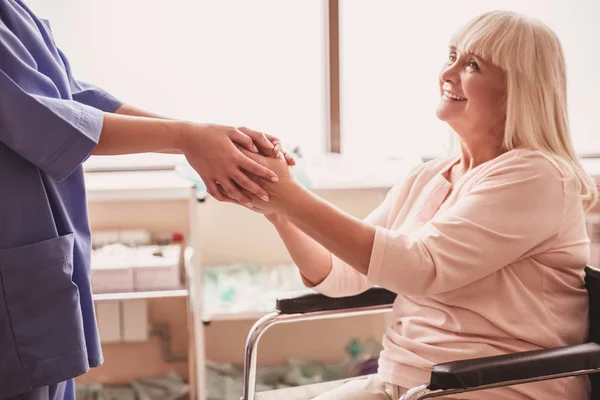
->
[93, 112, 278, 203]
[113, 104, 181, 154]
[112, 104, 293, 161]
[93, 112, 186, 156]
[115, 104, 169, 120]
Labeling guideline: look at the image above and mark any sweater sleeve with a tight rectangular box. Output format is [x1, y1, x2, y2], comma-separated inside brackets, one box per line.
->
[366, 153, 565, 296]
[312, 163, 424, 297]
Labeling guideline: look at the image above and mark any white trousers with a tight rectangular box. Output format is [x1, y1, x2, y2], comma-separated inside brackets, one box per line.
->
[256, 374, 459, 400]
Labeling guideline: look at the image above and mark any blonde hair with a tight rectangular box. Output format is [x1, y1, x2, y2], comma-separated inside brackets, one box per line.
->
[451, 10, 598, 210]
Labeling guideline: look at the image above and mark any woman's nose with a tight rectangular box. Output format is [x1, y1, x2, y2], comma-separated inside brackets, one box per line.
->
[440, 63, 459, 84]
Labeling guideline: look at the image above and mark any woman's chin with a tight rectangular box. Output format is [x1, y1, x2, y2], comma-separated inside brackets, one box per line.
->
[436, 107, 450, 122]
[436, 103, 463, 122]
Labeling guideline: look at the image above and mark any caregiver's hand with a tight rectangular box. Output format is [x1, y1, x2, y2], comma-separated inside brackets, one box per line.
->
[218, 147, 298, 214]
[239, 127, 297, 167]
[182, 124, 284, 205]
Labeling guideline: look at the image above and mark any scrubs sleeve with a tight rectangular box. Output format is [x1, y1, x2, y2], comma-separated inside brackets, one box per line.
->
[0, 23, 105, 182]
[57, 48, 123, 113]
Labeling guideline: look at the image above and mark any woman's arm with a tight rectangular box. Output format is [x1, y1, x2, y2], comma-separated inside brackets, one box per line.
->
[233, 150, 377, 276]
[277, 160, 566, 295]
[278, 184, 376, 275]
[232, 150, 397, 292]
[266, 209, 386, 296]
[242, 150, 567, 296]
[268, 215, 333, 286]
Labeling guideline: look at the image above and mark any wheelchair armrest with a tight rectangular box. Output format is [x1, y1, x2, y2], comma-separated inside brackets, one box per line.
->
[276, 287, 396, 314]
[428, 342, 600, 391]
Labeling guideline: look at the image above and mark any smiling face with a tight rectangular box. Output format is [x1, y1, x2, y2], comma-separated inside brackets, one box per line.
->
[436, 47, 507, 142]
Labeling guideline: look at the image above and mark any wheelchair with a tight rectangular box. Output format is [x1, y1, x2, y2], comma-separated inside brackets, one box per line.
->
[240, 266, 600, 399]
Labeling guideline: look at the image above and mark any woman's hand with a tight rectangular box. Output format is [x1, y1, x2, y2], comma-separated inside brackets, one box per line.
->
[180, 123, 286, 205]
[238, 127, 296, 167]
[217, 185, 282, 219]
[217, 147, 299, 215]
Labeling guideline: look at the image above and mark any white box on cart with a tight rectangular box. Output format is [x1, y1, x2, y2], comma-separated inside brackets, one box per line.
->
[91, 265, 135, 294]
[132, 244, 182, 291]
[91, 243, 182, 293]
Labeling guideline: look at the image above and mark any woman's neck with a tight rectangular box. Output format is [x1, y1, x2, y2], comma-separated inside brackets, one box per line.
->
[458, 139, 504, 172]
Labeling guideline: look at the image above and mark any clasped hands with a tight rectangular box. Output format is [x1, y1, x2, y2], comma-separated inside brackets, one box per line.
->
[186, 125, 298, 215]
[219, 141, 298, 216]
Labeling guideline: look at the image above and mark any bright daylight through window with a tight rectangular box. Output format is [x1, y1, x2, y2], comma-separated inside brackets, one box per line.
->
[27, 0, 600, 175]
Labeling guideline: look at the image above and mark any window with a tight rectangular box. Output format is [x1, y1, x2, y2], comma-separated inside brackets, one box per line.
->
[338, 0, 600, 158]
[25, 0, 600, 171]
[27, 0, 328, 169]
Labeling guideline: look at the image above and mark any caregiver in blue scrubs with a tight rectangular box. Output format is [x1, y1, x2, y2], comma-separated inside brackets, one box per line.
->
[0, 1, 294, 399]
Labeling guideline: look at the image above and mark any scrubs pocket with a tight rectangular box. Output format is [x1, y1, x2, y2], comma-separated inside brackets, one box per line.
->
[0, 233, 85, 369]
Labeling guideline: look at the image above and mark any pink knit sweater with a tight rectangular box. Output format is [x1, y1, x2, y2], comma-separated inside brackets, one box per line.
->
[313, 149, 590, 399]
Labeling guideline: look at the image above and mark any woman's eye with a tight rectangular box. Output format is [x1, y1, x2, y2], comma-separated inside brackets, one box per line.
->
[448, 53, 457, 63]
[468, 60, 480, 71]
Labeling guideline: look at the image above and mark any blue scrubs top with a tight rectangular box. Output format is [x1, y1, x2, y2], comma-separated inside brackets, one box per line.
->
[0, 0, 122, 397]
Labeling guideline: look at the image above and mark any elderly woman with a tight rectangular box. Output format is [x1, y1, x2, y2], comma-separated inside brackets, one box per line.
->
[224, 10, 598, 400]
